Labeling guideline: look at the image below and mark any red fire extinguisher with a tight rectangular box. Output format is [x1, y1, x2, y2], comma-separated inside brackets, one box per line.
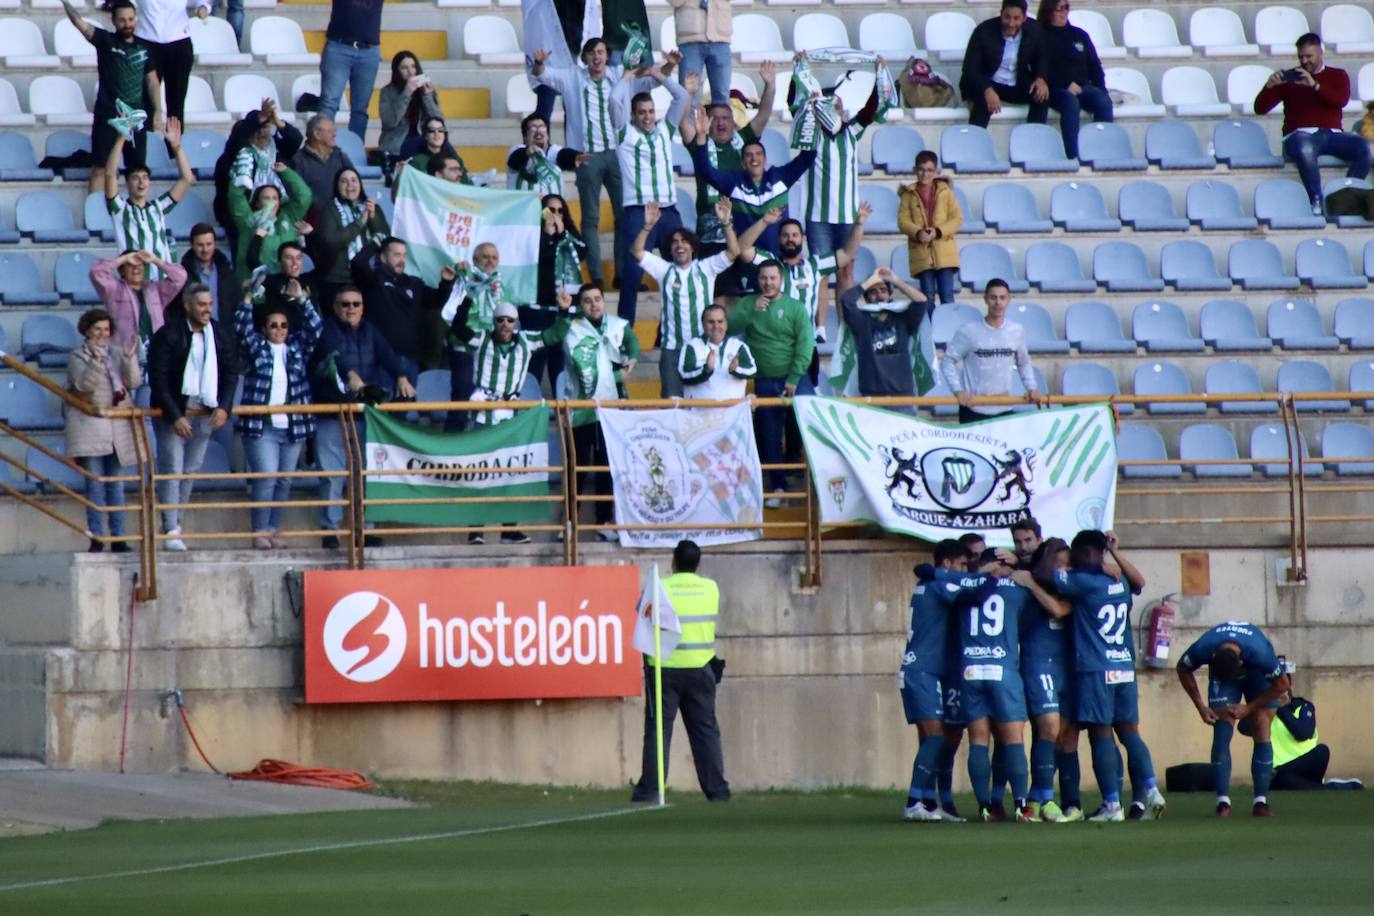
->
[1145, 594, 1178, 669]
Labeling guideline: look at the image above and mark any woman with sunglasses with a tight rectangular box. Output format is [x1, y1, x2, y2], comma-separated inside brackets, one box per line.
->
[1036, 0, 1112, 160]
[398, 117, 471, 183]
[233, 287, 323, 549]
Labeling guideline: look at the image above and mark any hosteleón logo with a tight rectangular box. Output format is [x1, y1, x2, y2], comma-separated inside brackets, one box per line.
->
[322, 591, 408, 683]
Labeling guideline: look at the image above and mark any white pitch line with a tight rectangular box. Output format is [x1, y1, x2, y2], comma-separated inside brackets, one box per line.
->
[0, 804, 664, 893]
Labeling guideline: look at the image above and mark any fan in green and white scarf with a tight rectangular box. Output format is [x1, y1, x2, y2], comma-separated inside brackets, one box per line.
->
[333, 197, 385, 264]
[563, 312, 633, 426]
[454, 267, 503, 333]
[229, 140, 284, 196]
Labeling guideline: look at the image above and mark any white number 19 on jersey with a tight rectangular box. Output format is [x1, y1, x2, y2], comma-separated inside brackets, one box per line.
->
[969, 595, 1005, 637]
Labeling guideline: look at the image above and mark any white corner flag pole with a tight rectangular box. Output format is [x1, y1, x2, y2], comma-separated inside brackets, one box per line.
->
[652, 563, 666, 807]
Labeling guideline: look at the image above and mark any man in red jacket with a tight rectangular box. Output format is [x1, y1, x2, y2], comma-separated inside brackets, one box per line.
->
[1254, 32, 1371, 215]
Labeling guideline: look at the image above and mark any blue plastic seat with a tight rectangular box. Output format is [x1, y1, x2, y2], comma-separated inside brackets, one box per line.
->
[982, 184, 1051, 232]
[886, 245, 915, 283]
[939, 125, 1010, 174]
[676, 186, 696, 232]
[1254, 178, 1326, 229]
[1008, 301, 1069, 353]
[183, 130, 228, 180]
[1321, 422, 1374, 476]
[1116, 425, 1180, 477]
[1278, 359, 1348, 411]
[1077, 122, 1147, 171]
[1118, 181, 1188, 231]
[0, 253, 60, 306]
[1228, 240, 1300, 291]
[26, 443, 87, 493]
[1132, 300, 1205, 352]
[55, 252, 102, 305]
[1295, 238, 1366, 289]
[166, 192, 220, 241]
[1324, 178, 1374, 229]
[925, 377, 960, 417]
[931, 302, 982, 347]
[334, 129, 381, 180]
[1211, 120, 1283, 169]
[1145, 121, 1216, 170]
[15, 191, 87, 243]
[1025, 242, 1095, 293]
[143, 138, 180, 181]
[957, 243, 1028, 292]
[759, 128, 789, 168]
[1333, 298, 1374, 348]
[1065, 300, 1136, 353]
[860, 185, 900, 234]
[1062, 362, 1132, 414]
[1200, 299, 1272, 351]
[19, 314, 80, 368]
[1267, 299, 1339, 350]
[1006, 366, 1050, 412]
[1251, 424, 1320, 477]
[1161, 240, 1231, 292]
[1180, 424, 1251, 477]
[1134, 361, 1205, 414]
[84, 191, 116, 242]
[670, 141, 694, 177]
[1093, 241, 1164, 292]
[0, 133, 52, 181]
[852, 245, 877, 281]
[0, 209, 19, 244]
[1351, 360, 1374, 410]
[42, 130, 93, 182]
[0, 375, 63, 430]
[871, 125, 925, 173]
[195, 439, 246, 492]
[951, 185, 984, 233]
[409, 369, 452, 423]
[1186, 180, 1258, 230]
[1366, 240, 1374, 280]
[1009, 123, 1076, 172]
[1204, 360, 1277, 414]
[1050, 182, 1121, 232]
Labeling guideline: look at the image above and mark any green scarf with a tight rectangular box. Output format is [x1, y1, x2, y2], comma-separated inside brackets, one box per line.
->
[564, 316, 623, 425]
[552, 233, 583, 295]
[334, 198, 381, 263]
[462, 267, 503, 332]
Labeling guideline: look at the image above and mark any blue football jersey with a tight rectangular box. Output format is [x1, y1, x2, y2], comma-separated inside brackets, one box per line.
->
[1179, 622, 1281, 680]
[955, 576, 1030, 676]
[903, 568, 965, 675]
[1054, 567, 1138, 672]
[1019, 598, 1071, 662]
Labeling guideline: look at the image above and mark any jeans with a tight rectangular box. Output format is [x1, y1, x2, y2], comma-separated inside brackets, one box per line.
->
[619, 203, 683, 322]
[1049, 86, 1113, 158]
[245, 427, 304, 533]
[918, 268, 958, 310]
[753, 375, 815, 491]
[445, 348, 476, 432]
[317, 416, 368, 531]
[380, 355, 421, 394]
[1283, 129, 1374, 205]
[154, 415, 213, 533]
[805, 220, 853, 258]
[79, 454, 128, 538]
[320, 39, 382, 140]
[679, 42, 732, 106]
[219, 0, 245, 43]
[968, 83, 1049, 128]
[575, 151, 624, 286]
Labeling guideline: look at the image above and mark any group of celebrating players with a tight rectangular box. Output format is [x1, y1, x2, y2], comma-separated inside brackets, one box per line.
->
[900, 520, 1292, 823]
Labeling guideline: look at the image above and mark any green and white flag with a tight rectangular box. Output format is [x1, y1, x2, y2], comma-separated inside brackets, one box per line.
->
[392, 167, 540, 305]
[364, 405, 551, 525]
[796, 397, 1117, 547]
[828, 306, 937, 397]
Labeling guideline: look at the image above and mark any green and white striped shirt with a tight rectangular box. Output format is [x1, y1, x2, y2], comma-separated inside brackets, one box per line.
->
[752, 249, 837, 324]
[678, 336, 757, 400]
[803, 122, 866, 225]
[583, 76, 617, 153]
[617, 122, 677, 207]
[463, 330, 548, 425]
[638, 250, 732, 352]
[506, 143, 568, 197]
[109, 193, 177, 279]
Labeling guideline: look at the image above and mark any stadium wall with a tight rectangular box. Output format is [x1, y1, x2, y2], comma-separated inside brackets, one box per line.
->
[1, 543, 1371, 788]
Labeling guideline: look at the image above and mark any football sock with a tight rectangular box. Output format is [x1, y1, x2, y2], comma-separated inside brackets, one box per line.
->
[1003, 742, 1029, 806]
[1031, 738, 1056, 803]
[1252, 741, 1274, 801]
[1090, 736, 1121, 805]
[1120, 731, 1157, 804]
[991, 749, 1008, 806]
[1115, 745, 1125, 798]
[937, 743, 956, 808]
[1212, 720, 1235, 799]
[911, 734, 945, 805]
[968, 743, 992, 808]
[1057, 749, 1081, 808]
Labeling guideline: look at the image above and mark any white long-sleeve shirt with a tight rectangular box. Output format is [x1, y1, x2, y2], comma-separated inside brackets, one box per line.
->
[939, 318, 1037, 415]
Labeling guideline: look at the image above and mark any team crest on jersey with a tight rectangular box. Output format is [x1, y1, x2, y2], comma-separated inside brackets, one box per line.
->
[873, 432, 1037, 530]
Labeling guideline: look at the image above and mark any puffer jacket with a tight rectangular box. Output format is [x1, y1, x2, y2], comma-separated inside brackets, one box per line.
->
[897, 178, 962, 275]
[65, 345, 143, 467]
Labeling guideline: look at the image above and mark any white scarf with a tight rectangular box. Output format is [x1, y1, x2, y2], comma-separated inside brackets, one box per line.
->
[181, 320, 220, 409]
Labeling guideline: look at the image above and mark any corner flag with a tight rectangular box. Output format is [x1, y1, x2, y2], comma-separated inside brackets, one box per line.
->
[632, 565, 680, 806]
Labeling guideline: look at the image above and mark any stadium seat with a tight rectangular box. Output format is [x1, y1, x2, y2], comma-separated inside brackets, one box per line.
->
[15, 192, 85, 244]
[952, 186, 984, 233]
[1132, 300, 1205, 352]
[1254, 178, 1326, 229]
[886, 246, 914, 283]
[0, 375, 62, 431]
[142, 137, 180, 181]
[0, 208, 18, 244]
[1145, 121, 1216, 170]
[0, 19, 60, 67]
[505, 74, 538, 118]
[660, 16, 676, 52]
[1122, 10, 1192, 58]
[1358, 63, 1374, 104]
[1065, 301, 1136, 353]
[793, 13, 850, 52]
[1352, 361, 1374, 410]
[1295, 239, 1366, 289]
[1009, 124, 1076, 172]
[1063, 362, 1132, 413]
[335, 130, 381, 179]
[1251, 424, 1320, 477]
[412, 370, 452, 424]
[957, 243, 1028, 293]
[0, 78, 35, 128]
[28, 75, 89, 126]
[53, 18, 96, 67]
[676, 187, 696, 232]
[1228, 240, 1299, 290]
[84, 191, 115, 242]
[183, 76, 232, 126]
[1077, 122, 1147, 171]
[42, 130, 92, 182]
[982, 184, 1050, 232]
[852, 245, 877, 281]
[1321, 5, 1374, 55]
[1072, 10, 1126, 60]
[924, 377, 959, 418]
[1322, 422, 1374, 476]
[26, 443, 86, 492]
[1325, 178, 1374, 229]
[1006, 366, 1050, 412]
[670, 141, 694, 177]
[463, 16, 523, 65]
[925, 12, 976, 62]
[1009, 301, 1069, 353]
[859, 185, 899, 234]
[183, 130, 228, 180]
[1093, 241, 1165, 292]
[870, 125, 924, 174]
[1267, 299, 1340, 349]
[940, 125, 1010, 174]
[732, 15, 791, 64]
[223, 74, 283, 117]
[1135, 361, 1206, 414]
[250, 16, 318, 65]
[1116, 425, 1180, 477]
[19, 314, 79, 365]
[0, 133, 50, 181]
[1104, 68, 1167, 118]
[1224, 67, 1273, 116]
[1333, 298, 1374, 348]
[190, 16, 251, 67]
[1200, 299, 1272, 351]
[1160, 240, 1231, 292]
[759, 128, 789, 168]
[931, 302, 981, 347]
[1190, 9, 1259, 57]
[1025, 243, 1095, 293]
[858, 13, 921, 58]
[55, 252, 101, 305]
[1119, 181, 1188, 231]
[1161, 67, 1231, 117]
[1180, 424, 1252, 477]
[1186, 180, 1258, 230]
[1205, 360, 1278, 414]
[1254, 6, 1309, 56]
[1049, 182, 1121, 232]
[165, 192, 219, 241]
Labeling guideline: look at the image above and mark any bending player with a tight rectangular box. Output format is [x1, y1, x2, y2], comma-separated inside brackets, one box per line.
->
[1177, 621, 1290, 817]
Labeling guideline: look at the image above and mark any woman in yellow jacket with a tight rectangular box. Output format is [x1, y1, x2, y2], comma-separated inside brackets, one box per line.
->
[897, 150, 963, 313]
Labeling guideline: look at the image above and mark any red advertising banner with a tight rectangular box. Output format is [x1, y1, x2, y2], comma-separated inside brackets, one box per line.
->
[304, 566, 642, 704]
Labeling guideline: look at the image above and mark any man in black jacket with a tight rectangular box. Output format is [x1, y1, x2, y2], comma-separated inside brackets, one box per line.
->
[256, 241, 322, 331]
[351, 237, 455, 387]
[959, 0, 1049, 128]
[176, 223, 239, 324]
[147, 283, 240, 551]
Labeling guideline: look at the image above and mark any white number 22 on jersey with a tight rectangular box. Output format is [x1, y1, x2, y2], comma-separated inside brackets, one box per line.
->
[969, 595, 1005, 637]
[1096, 603, 1129, 645]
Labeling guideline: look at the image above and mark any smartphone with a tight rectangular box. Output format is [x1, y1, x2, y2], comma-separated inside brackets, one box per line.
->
[1281, 69, 1306, 82]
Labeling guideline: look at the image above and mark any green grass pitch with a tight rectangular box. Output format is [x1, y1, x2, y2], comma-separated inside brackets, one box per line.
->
[2, 782, 1372, 914]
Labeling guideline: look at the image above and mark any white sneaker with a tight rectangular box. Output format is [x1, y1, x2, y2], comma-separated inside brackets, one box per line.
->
[934, 807, 966, 823]
[1143, 787, 1166, 820]
[1088, 803, 1125, 823]
[764, 489, 785, 509]
[903, 803, 941, 822]
[596, 530, 618, 542]
[164, 527, 187, 552]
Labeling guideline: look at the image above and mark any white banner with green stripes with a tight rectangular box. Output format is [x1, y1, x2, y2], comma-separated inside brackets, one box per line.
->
[391, 167, 540, 305]
[795, 397, 1117, 547]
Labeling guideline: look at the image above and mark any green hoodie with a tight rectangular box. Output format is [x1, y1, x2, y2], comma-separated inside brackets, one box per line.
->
[727, 293, 814, 385]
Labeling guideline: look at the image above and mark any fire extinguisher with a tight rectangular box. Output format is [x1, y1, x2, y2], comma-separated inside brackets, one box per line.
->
[1145, 594, 1178, 669]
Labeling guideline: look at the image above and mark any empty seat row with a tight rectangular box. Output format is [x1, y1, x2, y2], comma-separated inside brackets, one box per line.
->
[1, 16, 310, 70]
[1119, 422, 1374, 480]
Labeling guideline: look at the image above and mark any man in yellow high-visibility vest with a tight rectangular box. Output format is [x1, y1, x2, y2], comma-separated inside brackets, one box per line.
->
[631, 540, 732, 802]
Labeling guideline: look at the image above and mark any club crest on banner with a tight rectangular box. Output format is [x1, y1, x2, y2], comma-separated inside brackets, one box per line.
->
[624, 421, 706, 523]
[444, 211, 479, 251]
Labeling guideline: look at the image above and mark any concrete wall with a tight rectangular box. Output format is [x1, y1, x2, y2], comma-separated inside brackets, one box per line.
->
[2, 541, 1372, 789]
